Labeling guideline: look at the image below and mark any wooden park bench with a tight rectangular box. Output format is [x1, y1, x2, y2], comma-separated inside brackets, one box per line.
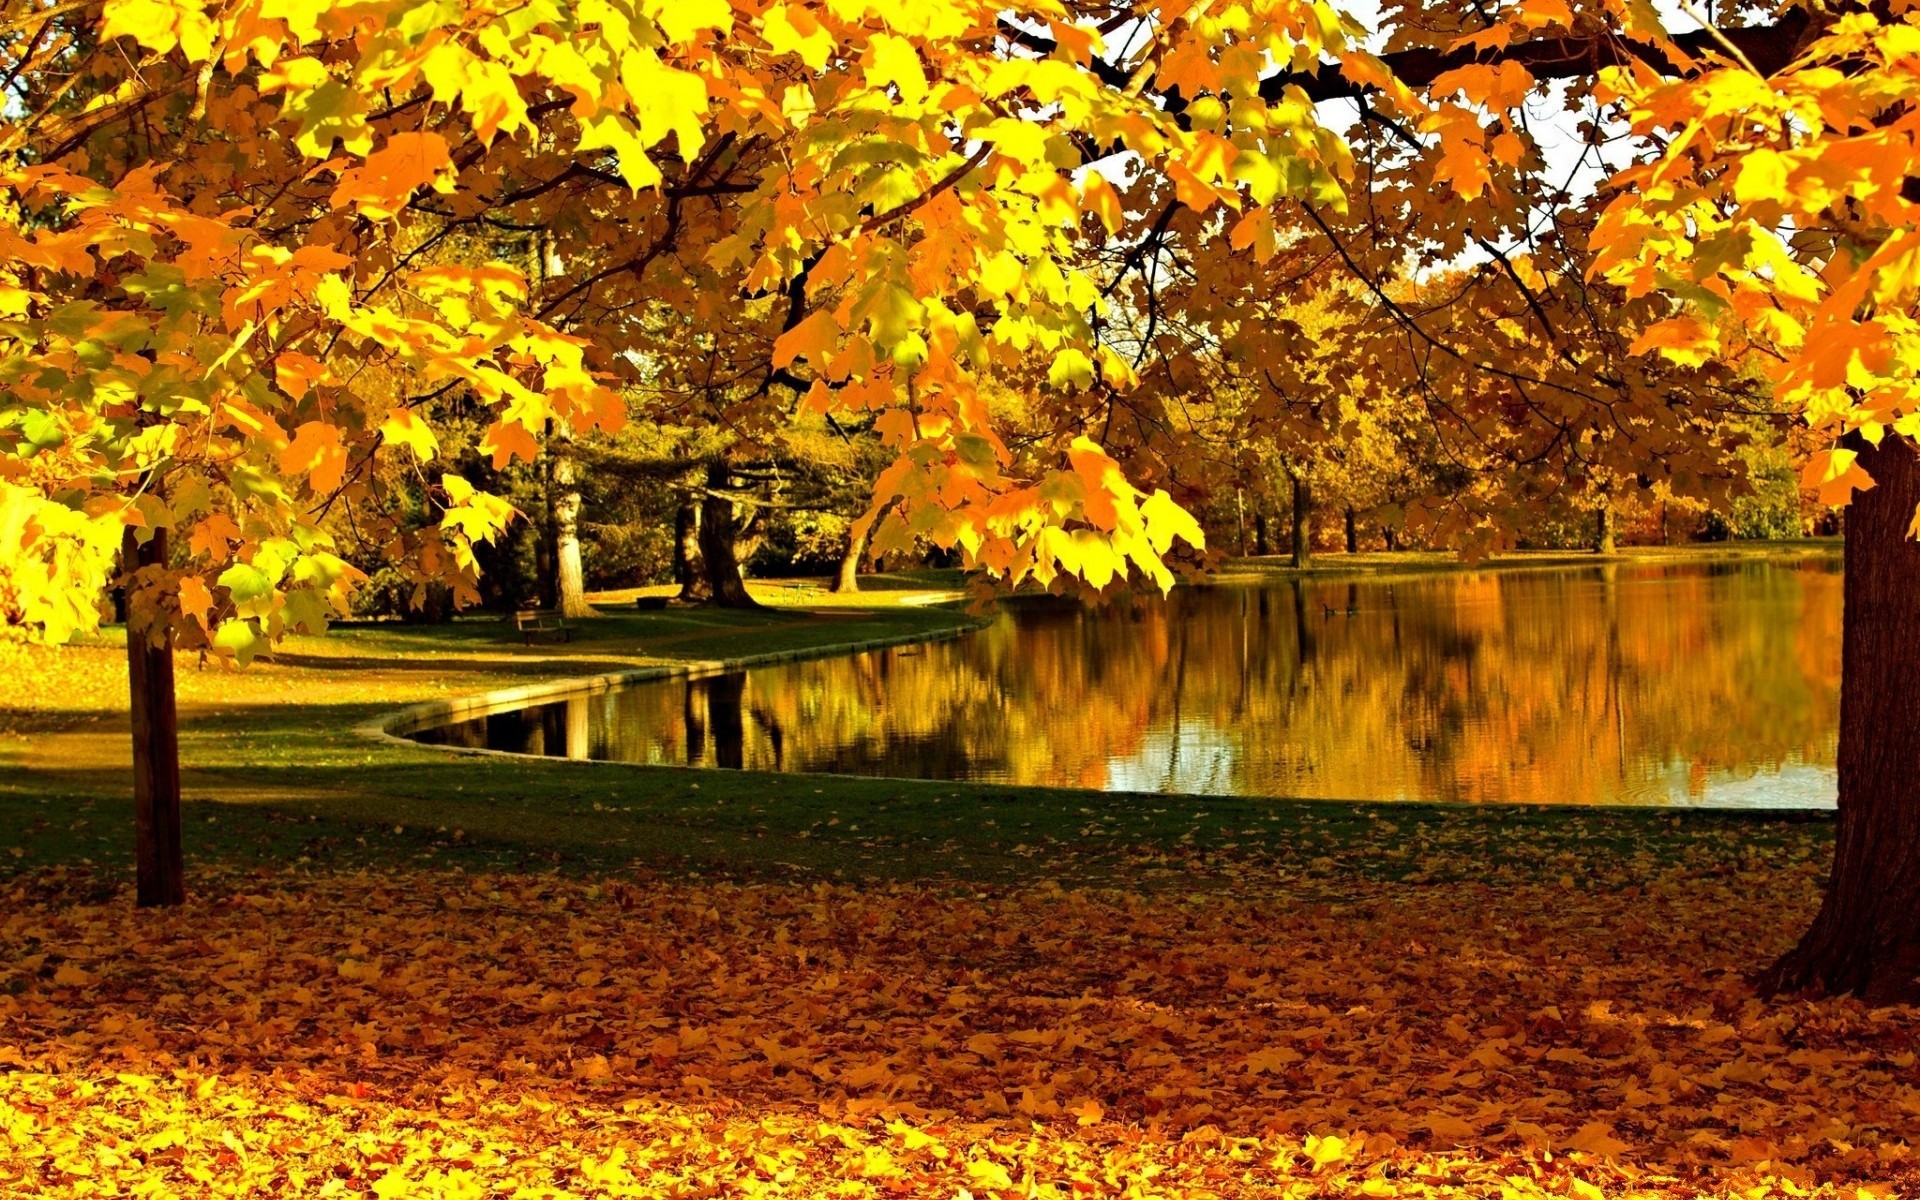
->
[513, 609, 572, 645]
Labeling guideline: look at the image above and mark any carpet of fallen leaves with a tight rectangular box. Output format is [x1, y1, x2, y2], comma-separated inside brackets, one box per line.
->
[2, 858, 1915, 1199]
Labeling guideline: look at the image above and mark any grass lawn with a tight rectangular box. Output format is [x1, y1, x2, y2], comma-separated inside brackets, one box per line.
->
[3, 548, 1836, 894]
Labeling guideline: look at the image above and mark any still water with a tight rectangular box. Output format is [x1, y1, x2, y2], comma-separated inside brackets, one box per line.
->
[410, 557, 1842, 807]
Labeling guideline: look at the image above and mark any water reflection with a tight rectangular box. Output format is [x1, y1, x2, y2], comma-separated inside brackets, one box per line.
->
[412, 558, 1842, 807]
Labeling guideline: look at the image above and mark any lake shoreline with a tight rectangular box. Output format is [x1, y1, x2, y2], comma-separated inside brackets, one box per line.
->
[5, 547, 1840, 892]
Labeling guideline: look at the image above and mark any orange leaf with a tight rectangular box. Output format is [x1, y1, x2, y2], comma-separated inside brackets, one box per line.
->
[279, 421, 348, 494]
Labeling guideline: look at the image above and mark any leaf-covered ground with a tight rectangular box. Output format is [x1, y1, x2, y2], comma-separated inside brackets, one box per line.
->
[4, 855, 1914, 1199]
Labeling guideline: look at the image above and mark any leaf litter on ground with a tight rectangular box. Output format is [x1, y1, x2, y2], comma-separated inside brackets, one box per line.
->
[2, 837, 1915, 1199]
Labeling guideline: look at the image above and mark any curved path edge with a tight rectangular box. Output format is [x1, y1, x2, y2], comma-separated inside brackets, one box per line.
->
[352, 614, 991, 763]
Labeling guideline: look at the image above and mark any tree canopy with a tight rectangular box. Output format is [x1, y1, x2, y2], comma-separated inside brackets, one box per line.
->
[4, 0, 1898, 652]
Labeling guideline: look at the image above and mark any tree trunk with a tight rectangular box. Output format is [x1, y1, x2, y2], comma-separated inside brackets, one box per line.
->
[123, 527, 184, 908]
[1290, 473, 1313, 570]
[1594, 501, 1616, 555]
[1344, 505, 1358, 554]
[1384, 525, 1400, 552]
[537, 454, 558, 610]
[550, 446, 594, 619]
[831, 517, 874, 594]
[698, 461, 761, 609]
[1253, 512, 1270, 558]
[673, 502, 710, 604]
[1760, 436, 1920, 1003]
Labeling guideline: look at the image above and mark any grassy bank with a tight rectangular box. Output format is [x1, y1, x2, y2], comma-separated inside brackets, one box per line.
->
[3, 551, 1836, 895]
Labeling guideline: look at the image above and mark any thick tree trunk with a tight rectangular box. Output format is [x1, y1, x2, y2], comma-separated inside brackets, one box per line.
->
[1290, 473, 1313, 570]
[1344, 506, 1358, 554]
[673, 502, 710, 604]
[550, 447, 594, 619]
[698, 461, 761, 609]
[1760, 436, 1920, 1002]
[123, 527, 184, 908]
[1594, 501, 1616, 554]
[831, 517, 874, 594]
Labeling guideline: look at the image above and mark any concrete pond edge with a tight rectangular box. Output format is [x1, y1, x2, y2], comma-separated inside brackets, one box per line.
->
[352, 614, 991, 765]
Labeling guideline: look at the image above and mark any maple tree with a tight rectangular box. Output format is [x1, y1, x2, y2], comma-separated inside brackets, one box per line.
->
[0, 0, 1916, 999]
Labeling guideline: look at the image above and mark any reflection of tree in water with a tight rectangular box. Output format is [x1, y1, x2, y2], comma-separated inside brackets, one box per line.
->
[431, 559, 1840, 806]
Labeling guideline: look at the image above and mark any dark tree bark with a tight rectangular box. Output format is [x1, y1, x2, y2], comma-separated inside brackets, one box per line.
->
[536, 457, 558, 611]
[1344, 506, 1358, 554]
[123, 527, 184, 908]
[1760, 436, 1920, 1003]
[549, 445, 594, 618]
[1253, 512, 1270, 557]
[831, 517, 874, 594]
[1290, 472, 1314, 570]
[1384, 525, 1400, 552]
[698, 461, 761, 609]
[1010, 10, 1813, 107]
[673, 502, 710, 603]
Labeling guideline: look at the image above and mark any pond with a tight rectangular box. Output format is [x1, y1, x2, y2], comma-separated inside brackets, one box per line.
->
[408, 555, 1842, 808]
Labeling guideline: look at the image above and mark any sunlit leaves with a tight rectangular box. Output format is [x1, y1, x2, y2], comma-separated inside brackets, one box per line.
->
[330, 132, 456, 219]
[0, 848, 1910, 1198]
[1592, 13, 1920, 502]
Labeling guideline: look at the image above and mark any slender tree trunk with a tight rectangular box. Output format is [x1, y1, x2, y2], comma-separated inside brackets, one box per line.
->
[123, 527, 184, 908]
[1253, 512, 1270, 557]
[550, 446, 594, 619]
[1344, 505, 1358, 554]
[1384, 525, 1400, 552]
[673, 502, 710, 604]
[537, 452, 558, 610]
[1760, 436, 1920, 1003]
[831, 517, 875, 594]
[1290, 472, 1314, 570]
[1594, 501, 1616, 554]
[1235, 487, 1247, 557]
[699, 461, 761, 609]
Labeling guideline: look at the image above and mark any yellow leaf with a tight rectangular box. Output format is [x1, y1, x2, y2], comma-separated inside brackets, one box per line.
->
[379, 407, 438, 462]
[1423, 1113, 1477, 1140]
[1733, 148, 1790, 206]
[773, 310, 840, 369]
[101, 0, 215, 61]
[965, 1158, 1014, 1190]
[461, 59, 529, 145]
[642, 0, 732, 43]
[1565, 1120, 1630, 1157]
[868, 34, 929, 105]
[1303, 1133, 1351, 1170]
